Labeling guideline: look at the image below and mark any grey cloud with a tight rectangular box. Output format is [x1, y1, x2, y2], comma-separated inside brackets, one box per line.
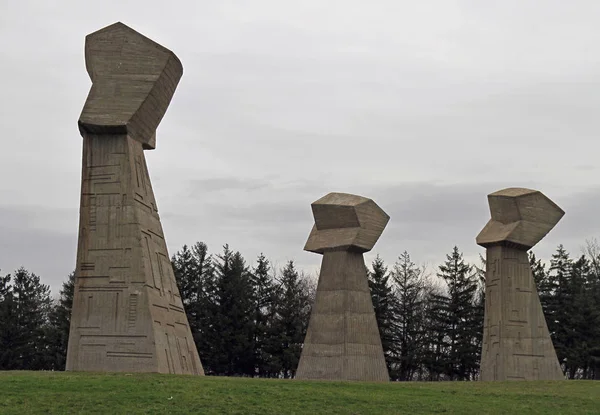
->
[189, 177, 270, 194]
[4, 1, 600, 294]
[0, 206, 77, 295]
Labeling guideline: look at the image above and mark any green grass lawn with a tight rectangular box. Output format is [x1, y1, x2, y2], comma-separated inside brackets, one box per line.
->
[0, 372, 598, 415]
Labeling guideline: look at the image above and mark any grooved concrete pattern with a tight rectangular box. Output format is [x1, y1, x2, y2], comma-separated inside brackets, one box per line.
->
[296, 193, 389, 381]
[477, 188, 564, 381]
[66, 22, 203, 375]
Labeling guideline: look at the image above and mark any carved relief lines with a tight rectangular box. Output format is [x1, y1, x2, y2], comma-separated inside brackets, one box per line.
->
[186, 337, 200, 375]
[114, 292, 119, 332]
[80, 249, 125, 285]
[134, 196, 154, 218]
[131, 150, 152, 213]
[169, 304, 186, 325]
[135, 154, 148, 197]
[86, 295, 93, 326]
[143, 232, 161, 291]
[156, 252, 166, 296]
[166, 325, 180, 374]
[88, 195, 97, 231]
[147, 227, 164, 241]
[106, 351, 153, 358]
[128, 294, 138, 332]
[507, 261, 527, 325]
[165, 333, 174, 374]
[108, 248, 132, 284]
[157, 253, 175, 299]
[138, 155, 159, 212]
[88, 165, 122, 195]
[175, 337, 187, 373]
[81, 261, 95, 273]
[78, 290, 123, 334]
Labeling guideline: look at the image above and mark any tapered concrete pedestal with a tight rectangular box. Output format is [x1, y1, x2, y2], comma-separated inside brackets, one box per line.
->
[296, 250, 388, 381]
[480, 245, 563, 381]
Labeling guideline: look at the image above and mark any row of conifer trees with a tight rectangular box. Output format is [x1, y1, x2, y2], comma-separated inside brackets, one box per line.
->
[1, 241, 599, 379]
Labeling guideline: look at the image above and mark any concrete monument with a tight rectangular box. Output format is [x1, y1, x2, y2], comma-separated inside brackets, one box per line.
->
[66, 22, 204, 375]
[477, 187, 564, 381]
[295, 192, 389, 381]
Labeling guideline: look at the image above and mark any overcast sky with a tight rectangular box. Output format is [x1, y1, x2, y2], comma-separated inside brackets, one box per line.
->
[2, 1, 600, 294]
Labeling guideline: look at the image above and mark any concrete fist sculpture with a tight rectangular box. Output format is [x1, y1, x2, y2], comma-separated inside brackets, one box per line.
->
[477, 188, 564, 381]
[296, 193, 390, 381]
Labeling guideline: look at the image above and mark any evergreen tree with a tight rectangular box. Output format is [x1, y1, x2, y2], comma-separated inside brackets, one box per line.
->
[431, 247, 479, 380]
[471, 255, 486, 380]
[0, 271, 17, 370]
[250, 254, 277, 377]
[172, 242, 214, 366]
[270, 261, 311, 379]
[46, 271, 75, 370]
[529, 251, 547, 288]
[389, 251, 427, 381]
[10, 267, 52, 370]
[368, 255, 395, 375]
[587, 274, 600, 379]
[563, 255, 592, 378]
[172, 244, 196, 308]
[422, 284, 448, 381]
[209, 246, 255, 376]
[582, 240, 600, 379]
[547, 245, 573, 373]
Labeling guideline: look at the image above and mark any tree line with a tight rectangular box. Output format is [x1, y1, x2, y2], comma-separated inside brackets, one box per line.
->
[0, 241, 599, 380]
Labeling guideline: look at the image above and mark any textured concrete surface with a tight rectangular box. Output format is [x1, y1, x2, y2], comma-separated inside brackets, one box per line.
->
[477, 188, 564, 381]
[296, 193, 389, 381]
[66, 22, 203, 375]
[78, 22, 182, 150]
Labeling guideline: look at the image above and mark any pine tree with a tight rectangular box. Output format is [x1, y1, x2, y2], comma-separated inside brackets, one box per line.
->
[582, 240, 600, 379]
[172, 242, 214, 366]
[209, 246, 255, 376]
[270, 261, 311, 379]
[368, 255, 396, 375]
[563, 255, 592, 378]
[172, 244, 196, 308]
[547, 245, 572, 373]
[389, 251, 427, 381]
[587, 273, 600, 379]
[432, 247, 479, 380]
[10, 267, 52, 370]
[529, 251, 547, 287]
[470, 254, 486, 380]
[422, 284, 448, 381]
[46, 271, 75, 370]
[0, 271, 17, 370]
[250, 254, 276, 377]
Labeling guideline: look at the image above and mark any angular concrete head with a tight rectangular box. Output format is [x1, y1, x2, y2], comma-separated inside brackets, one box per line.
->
[78, 22, 183, 150]
[304, 192, 390, 254]
[476, 187, 564, 250]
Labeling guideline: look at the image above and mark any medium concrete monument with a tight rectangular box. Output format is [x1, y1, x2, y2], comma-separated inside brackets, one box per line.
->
[295, 192, 389, 381]
[477, 187, 564, 381]
[66, 22, 204, 375]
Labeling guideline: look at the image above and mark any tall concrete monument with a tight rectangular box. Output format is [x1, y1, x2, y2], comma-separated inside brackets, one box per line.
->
[477, 188, 564, 381]
[66, 22, 204, 375]
[296, 192, 389, 381]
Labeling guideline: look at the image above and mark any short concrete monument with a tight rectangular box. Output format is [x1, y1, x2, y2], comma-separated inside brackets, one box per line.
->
[66, 22, 204, 375]
[477, 188, 564, 381]
[295, 192, 389, 381]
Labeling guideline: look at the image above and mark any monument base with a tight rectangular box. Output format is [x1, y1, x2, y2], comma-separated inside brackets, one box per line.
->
[66, 134, 203, 375]
[480, 245, 563, 381]
[296, 250, 389, 381]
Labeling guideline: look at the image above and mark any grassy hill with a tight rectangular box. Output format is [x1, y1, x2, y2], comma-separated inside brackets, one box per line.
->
[1, 371, 598, 414]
